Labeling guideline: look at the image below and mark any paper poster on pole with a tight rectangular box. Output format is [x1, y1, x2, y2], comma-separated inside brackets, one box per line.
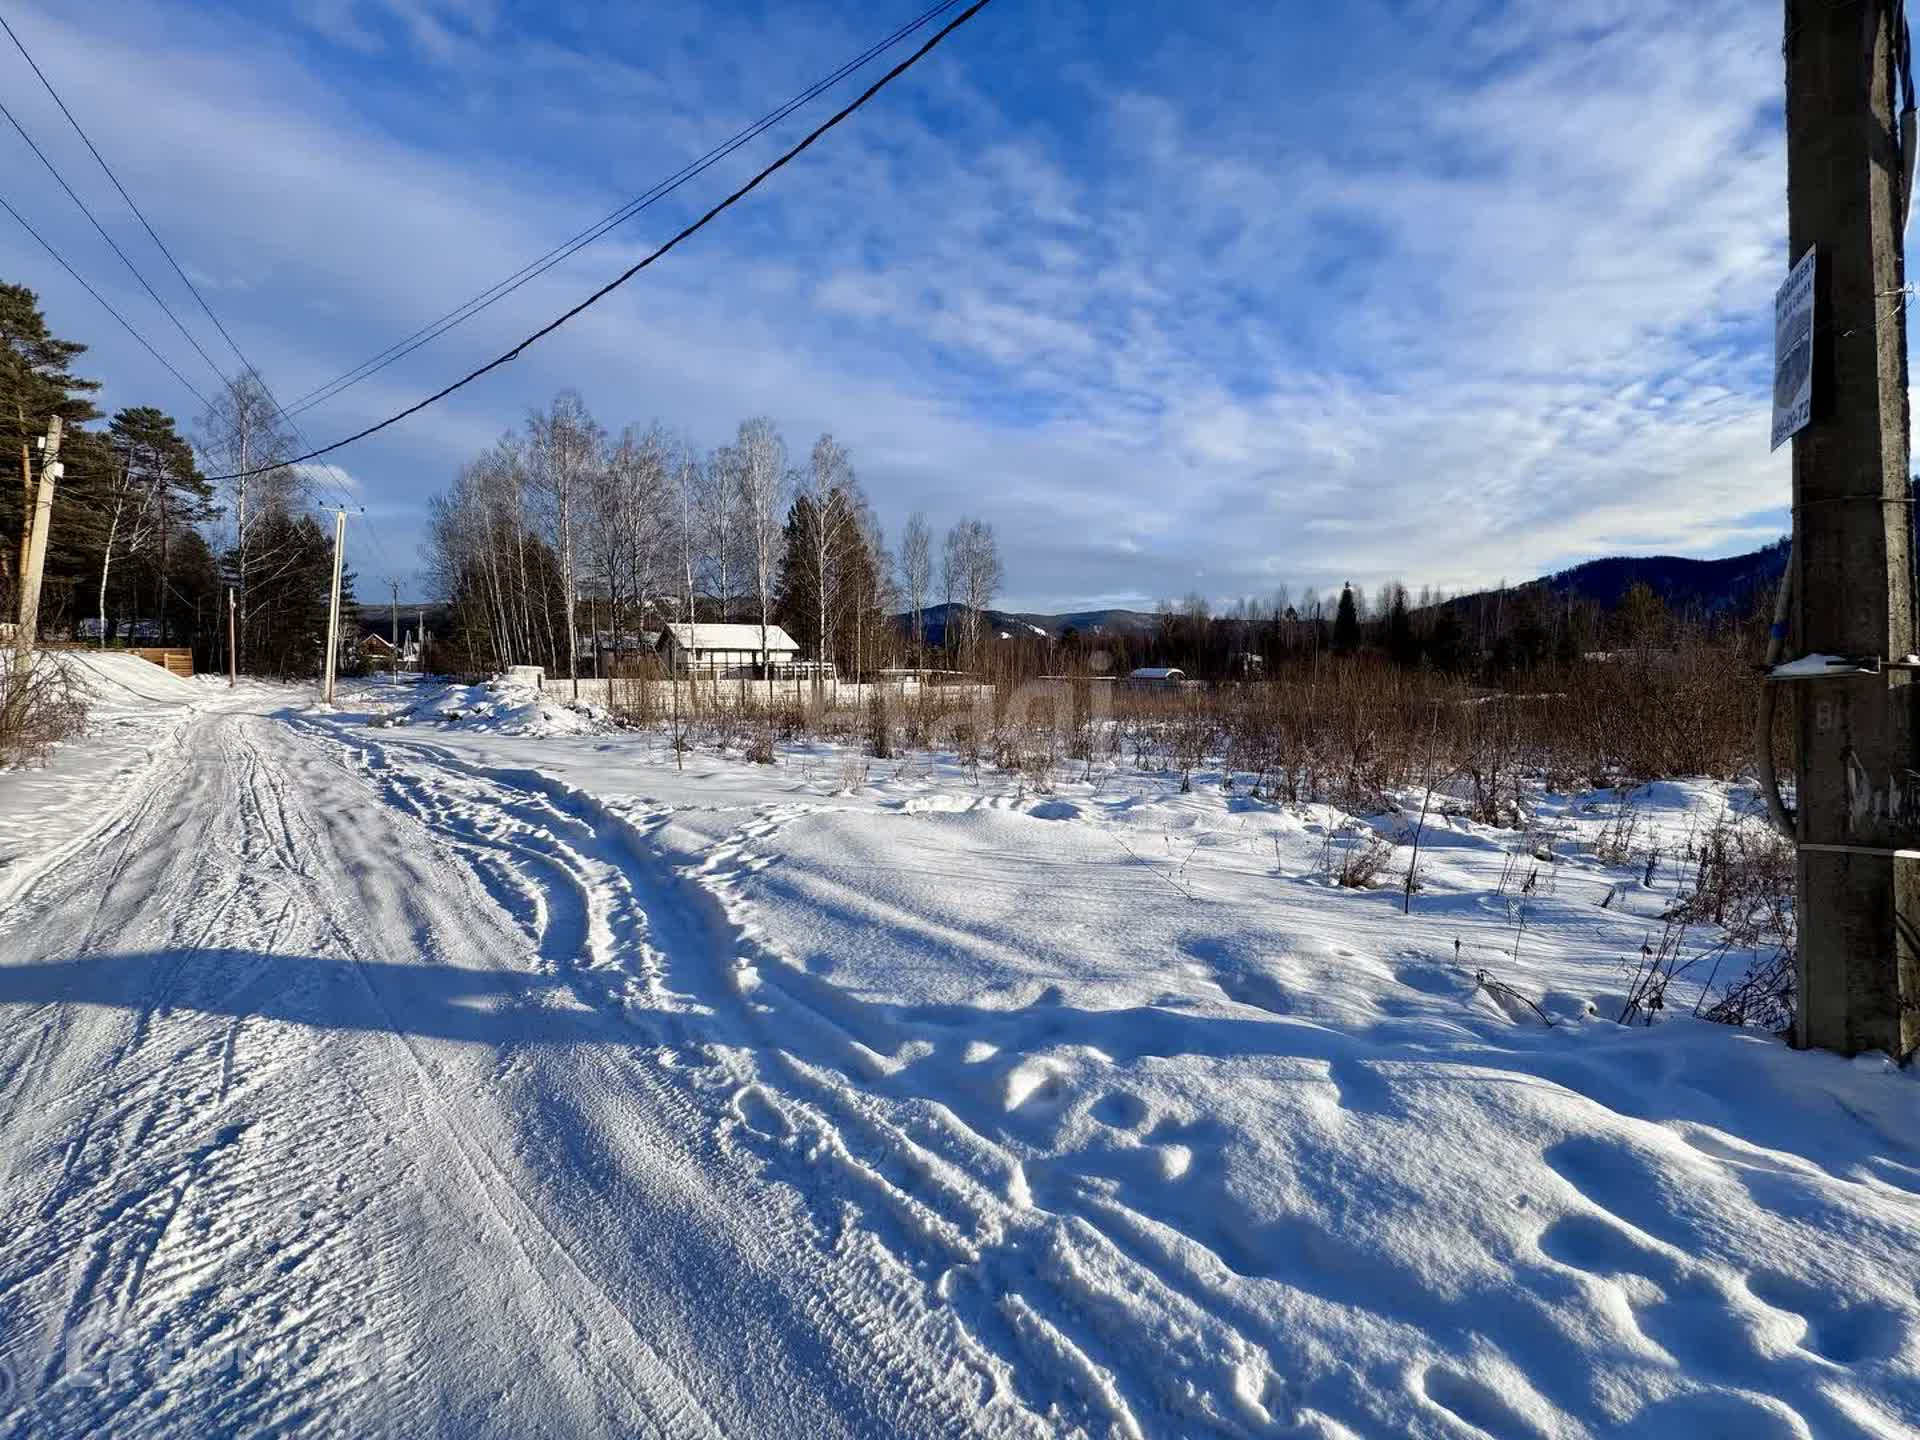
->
[1772, 249, 1814, 451]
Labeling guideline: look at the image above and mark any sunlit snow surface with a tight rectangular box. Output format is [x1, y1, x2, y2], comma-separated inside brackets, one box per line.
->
[0, 669, 1914, 1438]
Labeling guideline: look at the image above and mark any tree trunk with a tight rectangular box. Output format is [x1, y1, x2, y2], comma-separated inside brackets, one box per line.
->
[97, 501, 122, 649]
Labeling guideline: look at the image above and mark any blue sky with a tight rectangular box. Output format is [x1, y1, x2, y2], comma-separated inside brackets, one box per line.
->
[0, 0, 1787, 610]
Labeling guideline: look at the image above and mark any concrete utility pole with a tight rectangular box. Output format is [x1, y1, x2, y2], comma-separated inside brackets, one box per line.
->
[389, 579, 400, 685]
[322, 509, 346, 707]
[1785, 0, 1920, 1058]
[16, 415, 61, 640]
[227, 586, 236, 688]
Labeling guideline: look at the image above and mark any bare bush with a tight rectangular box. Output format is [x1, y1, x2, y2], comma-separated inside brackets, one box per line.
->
[1590, 789, 1643, 866]
[1326, 829, 1395, 889]
[1703, 948, 1796, 1032]
[0, 654, 89, 767]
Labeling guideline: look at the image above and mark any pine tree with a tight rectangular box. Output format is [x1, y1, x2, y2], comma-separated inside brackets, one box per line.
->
[1, 283, 100, 614]
[1426, 606, 1469, 674]
[1386, 584, 1419, 668]
[73, 408, 212, 645]
[1333, 583, 1361, 653]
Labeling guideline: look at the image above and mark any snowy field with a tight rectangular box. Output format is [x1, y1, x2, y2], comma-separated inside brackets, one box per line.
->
[0, 664, 1916, 1438]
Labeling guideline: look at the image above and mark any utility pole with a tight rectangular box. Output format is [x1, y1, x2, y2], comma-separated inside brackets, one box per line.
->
[389, 579, 400, 686]
[227, 586, 236, 688]
[322, 509, 345, 707]
[1785, 0, 1920, 1058]
[15, 415, 60, 641]
[6, 416, 61, 734]
[417, 608, 426, 677]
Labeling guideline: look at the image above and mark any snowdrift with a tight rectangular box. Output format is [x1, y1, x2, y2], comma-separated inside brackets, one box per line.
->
[389, 680, 606, 738]
[54, 649, 200, 708]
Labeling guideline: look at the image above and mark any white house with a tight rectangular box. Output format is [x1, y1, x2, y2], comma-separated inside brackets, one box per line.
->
[658, 622, 801, 677]
[1125, 666, 1187, 689]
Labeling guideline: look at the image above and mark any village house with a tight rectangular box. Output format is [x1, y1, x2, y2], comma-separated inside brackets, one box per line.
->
[657, 622, 802, 678]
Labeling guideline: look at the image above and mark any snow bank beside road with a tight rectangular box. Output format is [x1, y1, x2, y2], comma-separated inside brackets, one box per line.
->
[60, 649, 199, 707]
[0, 651, 198, 897]
[382, 679, 607, 737]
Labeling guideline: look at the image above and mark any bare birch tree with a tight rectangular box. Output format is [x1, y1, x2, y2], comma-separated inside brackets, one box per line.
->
[729, 417, 789, 705]
[526, 391, 603, 699]
[942, 517, 1002, 669]
[796, 434, 857, 700]
[196, 375, 295, 671]
[900, 511, 930, 672]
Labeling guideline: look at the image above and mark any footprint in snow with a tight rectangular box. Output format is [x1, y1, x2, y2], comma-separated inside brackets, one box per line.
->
[732, 1086, 791, 1141]
[1745, 1270, 1911, 1366]
[1419, 1364, 1543, 1440]
[1090, 1091, 1148, 1131]
[1614, 1388, 1811, 1439]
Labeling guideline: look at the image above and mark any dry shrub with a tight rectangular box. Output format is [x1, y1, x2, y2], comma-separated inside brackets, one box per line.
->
[1327, 830, 1395, 888]
[1703, 949, 1796, 1032]
[1590, 789, 1643, 866]
[0, 653, 89, 767]
[592, 638, 1770, 814]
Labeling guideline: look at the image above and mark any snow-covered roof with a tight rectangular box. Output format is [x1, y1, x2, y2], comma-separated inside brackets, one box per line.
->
[661, 622, 799, 653]
[1128, 667, 1185, 680]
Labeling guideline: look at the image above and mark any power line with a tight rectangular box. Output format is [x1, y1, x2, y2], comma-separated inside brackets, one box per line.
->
[0, 7, 339, 497]
[278, 0, 965, 420]
[0, 91, 230, 391]
[205, 0, 993, 483]
[0, 187, 211, 409]
[0, 10, 262, 383]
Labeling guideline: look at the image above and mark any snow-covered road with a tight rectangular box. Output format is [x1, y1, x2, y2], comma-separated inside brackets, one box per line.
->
[0, 701, 1014, 1438]
[3, 676, 1919, 1438]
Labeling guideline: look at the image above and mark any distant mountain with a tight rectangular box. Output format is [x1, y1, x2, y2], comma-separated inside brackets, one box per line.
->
[905, 544, 1794, 648]
[898, 603, 1158, 648]
[1419, 540, 1791, 620]
[1532, 539, 1789, 614]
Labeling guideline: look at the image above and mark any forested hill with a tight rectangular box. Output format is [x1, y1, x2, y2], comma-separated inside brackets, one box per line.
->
[1532, 539, 1790, 614]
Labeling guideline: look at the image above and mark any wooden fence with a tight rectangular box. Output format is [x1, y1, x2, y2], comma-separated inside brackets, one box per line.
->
[131, 648, 193, 678]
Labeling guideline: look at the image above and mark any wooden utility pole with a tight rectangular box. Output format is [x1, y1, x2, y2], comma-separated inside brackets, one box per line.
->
[322, 509, 345, 707]
[15, 415, 60, 641]
[1785, 0, 1920, 1058]
[227, 586, 236, 688]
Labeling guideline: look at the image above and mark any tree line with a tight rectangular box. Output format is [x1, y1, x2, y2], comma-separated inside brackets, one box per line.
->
[423, 390, 1005, 683]
[1127, 572, 1744, 685]
[2, 280, 357, 677]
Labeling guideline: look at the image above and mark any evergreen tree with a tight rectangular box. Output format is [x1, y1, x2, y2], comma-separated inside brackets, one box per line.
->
[1426, 606, 1470, 674]
[1386, 584, 1419, 668]
[67, 408, 212, 644]
[1332, 583, 1361, 653]
[227, 511, 356, 677]
[1, 283, 99, 614]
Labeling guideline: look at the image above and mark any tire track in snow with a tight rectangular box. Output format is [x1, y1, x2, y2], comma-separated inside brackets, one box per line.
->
[302, 721, 1061, 1438]
[1, 711, 714, 1438]
[333, 724, 1291, 1438]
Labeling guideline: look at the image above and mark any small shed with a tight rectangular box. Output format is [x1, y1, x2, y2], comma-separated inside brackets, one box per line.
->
[1125, 666, 1186, 689]
[658, 622, 801, 677]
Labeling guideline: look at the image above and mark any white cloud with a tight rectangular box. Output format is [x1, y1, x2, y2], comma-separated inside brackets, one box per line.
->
[0, 0, 1793, 608]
